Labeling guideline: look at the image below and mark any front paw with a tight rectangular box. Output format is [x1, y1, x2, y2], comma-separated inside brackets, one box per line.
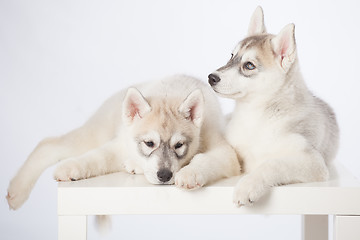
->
[175, 166, 206, 190]
[233, 174, 268, 207]
[124, 161, 143, 175]
[53, 160, 85, 182]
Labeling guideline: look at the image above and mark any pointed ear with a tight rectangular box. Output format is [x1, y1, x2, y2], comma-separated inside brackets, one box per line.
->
[248, 6, 266, 36]
[271, 23, 297, 72]
[122, 88, 151, 123]
[178, 89, 204, 128]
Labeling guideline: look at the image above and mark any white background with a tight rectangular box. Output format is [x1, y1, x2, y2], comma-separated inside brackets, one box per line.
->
[1, 0, 359, 239]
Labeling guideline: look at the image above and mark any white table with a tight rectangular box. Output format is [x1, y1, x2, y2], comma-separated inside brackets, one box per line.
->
[58, 163, 360, 240]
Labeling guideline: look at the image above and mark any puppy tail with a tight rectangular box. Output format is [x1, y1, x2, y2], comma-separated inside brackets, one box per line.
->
[95, 215, 112, 235]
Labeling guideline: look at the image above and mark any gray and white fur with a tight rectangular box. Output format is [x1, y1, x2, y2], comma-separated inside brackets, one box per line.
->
[208, 6, 339, 206]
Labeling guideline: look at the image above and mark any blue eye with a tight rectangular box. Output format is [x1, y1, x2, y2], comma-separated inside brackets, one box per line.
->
[244, 62, 256, 70]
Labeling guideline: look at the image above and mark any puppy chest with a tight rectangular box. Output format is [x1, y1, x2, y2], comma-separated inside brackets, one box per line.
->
[225, 117, 281, 170]
[227, 126, 273, 154]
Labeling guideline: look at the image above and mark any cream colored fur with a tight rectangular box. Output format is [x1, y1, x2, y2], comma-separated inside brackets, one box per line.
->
[7, 75, 240, 210]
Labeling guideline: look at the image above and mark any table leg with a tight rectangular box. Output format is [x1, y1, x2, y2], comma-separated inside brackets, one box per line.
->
[58, 215, 87, 240]
[302, 215, 328, 240]
[334, 215, 360, 240]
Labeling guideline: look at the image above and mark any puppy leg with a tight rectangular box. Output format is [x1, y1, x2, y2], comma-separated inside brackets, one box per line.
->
[54, 138, 124, 181]
[7, 127, 101, 210]
[175, 139, 240, 189]
[233, 151, 328, 207]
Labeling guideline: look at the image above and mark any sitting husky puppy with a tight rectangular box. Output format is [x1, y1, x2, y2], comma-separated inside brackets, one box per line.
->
[7, 75, 240, 210]
[208, 7, 339, 206]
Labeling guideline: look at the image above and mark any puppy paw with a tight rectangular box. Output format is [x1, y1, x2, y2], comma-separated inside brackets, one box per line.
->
[124, 160, 143, 175]
[53, 160, 86, 182]
[175, 166, 206, 190]
[233, 174, 268, 207]
[7, 177, 34, 210]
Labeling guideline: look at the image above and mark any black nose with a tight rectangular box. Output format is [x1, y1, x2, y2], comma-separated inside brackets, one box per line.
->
[208, 73, 221, 86]
[157, 169, 173, 183]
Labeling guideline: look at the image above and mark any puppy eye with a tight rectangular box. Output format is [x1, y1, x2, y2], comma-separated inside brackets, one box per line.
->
[230, 53, 234, 60]
[144, 141, 154, 148]
[174, 142, 183, 149]
[244, 62, 256, 70]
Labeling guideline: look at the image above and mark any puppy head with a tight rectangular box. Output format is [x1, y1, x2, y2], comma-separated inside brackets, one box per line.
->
[122, 88, 204, 184]
[208, 6, 297, 101]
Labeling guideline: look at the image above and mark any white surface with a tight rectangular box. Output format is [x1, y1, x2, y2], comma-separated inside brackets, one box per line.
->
[1, 1, 360, 240]
[58, 163, 360, 215]
[57, 163, 360, 240]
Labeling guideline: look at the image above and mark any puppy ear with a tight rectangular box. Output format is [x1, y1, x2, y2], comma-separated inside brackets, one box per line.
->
[271, 23, 297, 72]
[178, 89, 204, 128]
[123, 88, 151, 123]
[247, 6, 266, 36]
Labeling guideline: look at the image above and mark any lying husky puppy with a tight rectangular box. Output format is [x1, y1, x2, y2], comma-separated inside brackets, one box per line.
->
[7, 75, 240, 210]
[208, 7, 339, 206]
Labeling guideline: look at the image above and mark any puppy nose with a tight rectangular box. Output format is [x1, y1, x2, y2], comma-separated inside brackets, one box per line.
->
[157, 169, 173, 183]
[208, 73, 221, 86]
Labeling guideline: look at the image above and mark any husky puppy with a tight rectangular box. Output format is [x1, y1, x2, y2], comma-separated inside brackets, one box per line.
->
[7, 75, 240, 210]
[208, 7, 339, 206]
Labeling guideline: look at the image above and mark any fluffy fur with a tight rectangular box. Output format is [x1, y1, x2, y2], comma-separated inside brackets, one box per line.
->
[7, 75, 240, 210]
[208, 6, 339, 206]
